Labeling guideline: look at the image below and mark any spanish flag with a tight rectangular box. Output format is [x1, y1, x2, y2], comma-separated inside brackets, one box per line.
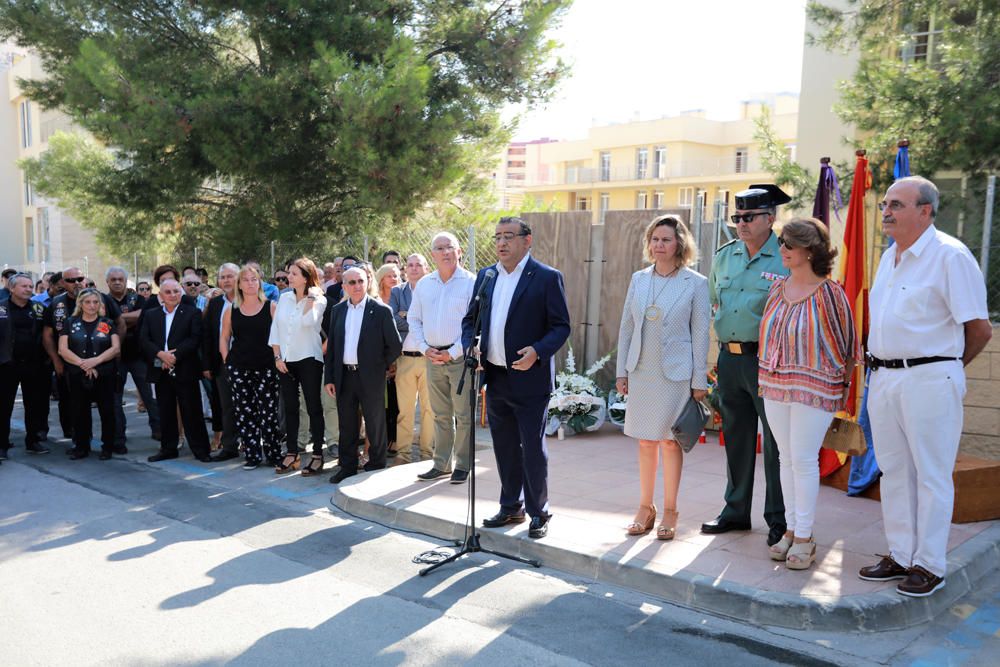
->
[839, 151, 871, 416]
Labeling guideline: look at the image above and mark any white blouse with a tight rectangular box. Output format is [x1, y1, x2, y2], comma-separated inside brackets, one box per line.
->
[268, 287, 327, 363]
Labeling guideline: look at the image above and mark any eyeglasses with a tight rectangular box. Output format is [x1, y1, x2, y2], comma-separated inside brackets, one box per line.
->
[493, 232, 528, 243]
[433, 245, 457, 253]
[64, 277, 86, 284]
[730, 212, 770, 224]
[344, 279, 365, 286]
[877, 200, 930, 212]
[183, 281, 201, 287]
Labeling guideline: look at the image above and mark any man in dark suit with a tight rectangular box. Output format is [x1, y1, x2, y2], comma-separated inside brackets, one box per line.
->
[324, 266, 402, 483]
[323, 254, 359, 307]
[462, 216, 571, 539]
[139, 279, 212, 462]
[204, 263, 240, 462]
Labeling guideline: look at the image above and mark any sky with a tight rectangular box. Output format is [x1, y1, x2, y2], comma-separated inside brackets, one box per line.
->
[506, 0, 808, 141]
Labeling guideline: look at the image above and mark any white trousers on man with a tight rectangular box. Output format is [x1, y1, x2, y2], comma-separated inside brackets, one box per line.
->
[763, 399, 834, 540]
[868, 360, 965, 578]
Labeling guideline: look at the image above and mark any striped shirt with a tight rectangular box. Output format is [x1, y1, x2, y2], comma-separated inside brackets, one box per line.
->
[758, 278, 861, 413]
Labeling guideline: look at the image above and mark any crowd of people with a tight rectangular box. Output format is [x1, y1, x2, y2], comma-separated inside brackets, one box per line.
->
[0, 176, 993, 595]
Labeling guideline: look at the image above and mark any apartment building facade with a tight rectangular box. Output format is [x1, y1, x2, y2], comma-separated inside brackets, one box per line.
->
[501, 94, 798, 225]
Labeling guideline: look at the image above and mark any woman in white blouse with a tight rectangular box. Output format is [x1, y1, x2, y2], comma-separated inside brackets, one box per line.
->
[269, 257, 328, 476]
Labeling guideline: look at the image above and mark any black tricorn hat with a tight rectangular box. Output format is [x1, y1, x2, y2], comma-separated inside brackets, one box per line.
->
[734, 184, 791, 210]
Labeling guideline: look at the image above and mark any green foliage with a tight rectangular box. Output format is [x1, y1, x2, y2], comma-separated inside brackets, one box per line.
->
[807, 0, 1000, 186]
[2, 0, 571, 261]
[753, 107, 816, 213]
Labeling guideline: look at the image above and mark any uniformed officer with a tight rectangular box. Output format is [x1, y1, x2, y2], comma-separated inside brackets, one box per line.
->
[58, 288, 121, 460]
[106, 266, 160, 449]
[701, 184, 790, 546]
[0, 273, 51, 460]
[42, 266, 123, 444]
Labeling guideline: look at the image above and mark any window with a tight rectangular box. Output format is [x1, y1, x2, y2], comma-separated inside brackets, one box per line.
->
[653, 146, 667, 178]
[19, 100, 32, 148]
[599, 152, 611, 181]
[785, 144, 796, 162]
[506, 172, 525, 181]
[24, 217, 34, 262]
[575, 193, 590, 211]
[678, 187, 693, 207]
[901, 19, 942, 63]
[636, 148, 648, 180]
[508, 146, 526, 156]
[715, 190, 730, 222]
[23, 177, 32, 206]
[696, 189, 708, 221]
[652, 191, 665, 209]
[636, 191, 647, 209]
[735, 147, 748, 174]
[507, 160, 526, 168]
[599, 193, 610, 223]
[39, 207, 50, 262]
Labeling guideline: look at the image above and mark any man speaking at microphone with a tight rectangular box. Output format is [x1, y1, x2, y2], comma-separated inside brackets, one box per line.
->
[463, 217, 571, 539]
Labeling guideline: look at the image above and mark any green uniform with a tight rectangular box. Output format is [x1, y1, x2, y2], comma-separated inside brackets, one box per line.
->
[709, 232, 788, 531]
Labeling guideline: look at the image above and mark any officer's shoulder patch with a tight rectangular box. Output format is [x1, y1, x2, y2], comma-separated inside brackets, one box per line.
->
[715, 239, 738, 254]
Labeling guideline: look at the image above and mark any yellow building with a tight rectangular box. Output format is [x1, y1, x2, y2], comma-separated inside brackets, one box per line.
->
[506, 94, 799, 225]
[2, 48, 108, 282]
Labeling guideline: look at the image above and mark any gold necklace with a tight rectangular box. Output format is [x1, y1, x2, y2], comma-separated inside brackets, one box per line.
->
[644, 265, 680, 321]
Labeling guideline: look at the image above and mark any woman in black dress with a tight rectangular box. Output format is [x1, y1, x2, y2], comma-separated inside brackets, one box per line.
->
[220, 264, 281, 470]
[58, 288, 121, 460]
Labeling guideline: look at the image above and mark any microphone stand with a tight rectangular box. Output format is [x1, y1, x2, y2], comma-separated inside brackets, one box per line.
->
[420, 278, 541, 576]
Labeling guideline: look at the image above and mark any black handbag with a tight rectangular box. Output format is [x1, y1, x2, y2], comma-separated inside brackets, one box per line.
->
[673, 397, 711, 453]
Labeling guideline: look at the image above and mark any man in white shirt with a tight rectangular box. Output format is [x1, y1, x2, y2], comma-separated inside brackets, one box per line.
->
[859, 176, 992, 597]
[324, 267, 401, 483]
[409, 233, 476, 483]
[389, 253, 434, 464]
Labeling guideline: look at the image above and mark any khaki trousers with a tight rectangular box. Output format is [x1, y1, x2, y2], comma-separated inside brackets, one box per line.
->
[426, 357, 473, 472]
[394, 354, 435, 463]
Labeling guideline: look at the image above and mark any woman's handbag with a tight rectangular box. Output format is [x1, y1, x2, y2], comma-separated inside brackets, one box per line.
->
[672, 397, 711, 453]
[822, 417, 867, 457]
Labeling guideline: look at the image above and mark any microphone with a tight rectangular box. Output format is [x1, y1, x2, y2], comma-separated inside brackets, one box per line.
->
[474, 268, 497, 302]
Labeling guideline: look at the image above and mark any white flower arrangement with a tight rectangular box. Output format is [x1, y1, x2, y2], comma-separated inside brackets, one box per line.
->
[607, 389, 627, 428]
[546, 348, 612, 436]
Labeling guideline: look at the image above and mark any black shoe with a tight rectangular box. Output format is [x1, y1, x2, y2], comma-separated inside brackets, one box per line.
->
[482, 510, 527, 528]
[449, 469, 469, 484]
[529, 515, 551, 539]
[767, 524, 788, 547]
[210, 450, 239, 462]
[69, 448, 90, 460]
[37, 432, 48, 442]
[700, 517, 752, 534]
[329, 469, 357, 484]
[99, 450, 113, 461]
[26, 442, 50, 454]
[195, 454, 213, 463]
[416, 467, 451, 481]
[0, 447, 8, 460]
[147, 451, 179, 462]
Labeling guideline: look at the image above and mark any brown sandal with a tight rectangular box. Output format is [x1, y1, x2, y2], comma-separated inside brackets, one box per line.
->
[657, 509, 679, 541]
[275, 453, 300, 474]
[627, 504, 657, 536]
[300, 454, 325, 477]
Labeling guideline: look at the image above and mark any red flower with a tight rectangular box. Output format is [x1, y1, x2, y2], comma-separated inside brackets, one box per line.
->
[97, 322, 111, 335]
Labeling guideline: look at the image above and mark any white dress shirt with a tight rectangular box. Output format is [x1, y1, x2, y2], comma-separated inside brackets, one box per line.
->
[162, 305, 177, 351]
[268, 289, 327, 362]
[487, 252, 531, 367]
[343, 296, 367, 365]
[869, 225, 988, 360]
[408, 266, 475, 359]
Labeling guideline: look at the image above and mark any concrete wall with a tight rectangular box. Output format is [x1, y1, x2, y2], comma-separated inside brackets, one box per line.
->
[961, 326, 1000, 460]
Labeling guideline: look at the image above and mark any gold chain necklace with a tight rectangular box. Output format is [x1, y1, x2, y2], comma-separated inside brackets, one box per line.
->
[644, 265, 680, 321]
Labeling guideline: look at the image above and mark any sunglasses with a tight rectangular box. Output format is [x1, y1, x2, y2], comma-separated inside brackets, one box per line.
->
[730, 212, 770, 224]
[183, 281, 201, 287]
[344, 279, 366, 286]
[137, 287, 151, 292]
[274, 277, 288, 283]
[777, 237, 801, 249]
[64, 277, 86, 284]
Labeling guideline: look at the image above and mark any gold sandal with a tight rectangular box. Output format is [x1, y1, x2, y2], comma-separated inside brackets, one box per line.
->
[785, 538, 816, 570]
[656, 509, 679, 541]
[626, 504, 657, 536]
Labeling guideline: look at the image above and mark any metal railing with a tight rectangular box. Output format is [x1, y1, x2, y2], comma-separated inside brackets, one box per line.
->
[528, 156, 766, 187]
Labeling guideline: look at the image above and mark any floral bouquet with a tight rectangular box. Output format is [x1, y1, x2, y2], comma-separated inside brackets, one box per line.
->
[546, 348, 612, 437]
[607, 389, 627, 428]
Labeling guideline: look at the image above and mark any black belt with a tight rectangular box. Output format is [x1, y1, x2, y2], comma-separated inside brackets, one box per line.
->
[866, 353, 959, 370]
[401, 351, 423, 357]
[343, 364, 359, 372]
[721, 341, 758, 355]
[429, 344, 451, 351]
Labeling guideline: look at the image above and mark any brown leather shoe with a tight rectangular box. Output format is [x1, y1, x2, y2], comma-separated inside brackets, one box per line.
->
[897, 565, 945, 598]
[858, 554, 909, 581]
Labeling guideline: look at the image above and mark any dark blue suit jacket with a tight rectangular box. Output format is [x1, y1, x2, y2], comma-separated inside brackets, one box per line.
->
[462, 256, 571, 395]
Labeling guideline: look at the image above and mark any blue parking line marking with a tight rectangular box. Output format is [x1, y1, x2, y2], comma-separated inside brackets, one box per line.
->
[910, 601, 1000, 666]
[160, 461, 218, 476]
[261, 487, 320, 500]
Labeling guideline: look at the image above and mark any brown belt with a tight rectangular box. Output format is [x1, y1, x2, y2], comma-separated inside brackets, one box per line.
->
[722, 341, 758, 355]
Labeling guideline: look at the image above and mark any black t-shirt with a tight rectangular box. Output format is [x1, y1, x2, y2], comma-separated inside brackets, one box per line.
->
[44, 292, 122, 336]
[9, 299, 45, 362]
[109, 289, 145, 361]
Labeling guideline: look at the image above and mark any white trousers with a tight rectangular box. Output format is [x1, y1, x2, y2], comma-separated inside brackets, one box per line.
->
[763, 398, 834, 539]
[868, 360, 965, 577]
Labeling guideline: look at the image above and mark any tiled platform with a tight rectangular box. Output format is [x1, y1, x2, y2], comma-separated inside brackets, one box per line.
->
[334, 426, 1000, 632]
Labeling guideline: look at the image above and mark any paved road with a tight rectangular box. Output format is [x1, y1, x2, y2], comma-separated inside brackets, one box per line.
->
[2, 396, 997, 665]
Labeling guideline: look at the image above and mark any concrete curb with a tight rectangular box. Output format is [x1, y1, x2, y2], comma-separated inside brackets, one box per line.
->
[332, 482, 1000, 632]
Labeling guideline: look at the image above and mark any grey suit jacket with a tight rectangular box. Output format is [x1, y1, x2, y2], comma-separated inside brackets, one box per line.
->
[615, 266, 711, 389]
[388, 282, 415, 338]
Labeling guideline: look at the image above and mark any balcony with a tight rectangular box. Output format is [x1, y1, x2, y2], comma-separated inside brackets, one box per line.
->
[523, 155, 766, 188]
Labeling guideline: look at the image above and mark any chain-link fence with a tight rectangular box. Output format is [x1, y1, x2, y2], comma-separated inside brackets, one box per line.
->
[935, 174, 998, 320]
